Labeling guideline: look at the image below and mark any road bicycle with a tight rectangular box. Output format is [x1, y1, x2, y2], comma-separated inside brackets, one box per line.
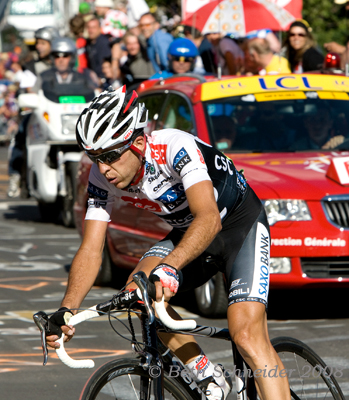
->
[33, 272, 345, 400]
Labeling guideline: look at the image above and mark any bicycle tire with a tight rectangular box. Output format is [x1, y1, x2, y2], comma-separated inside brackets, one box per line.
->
[79, 358, 189, 400]
[272, 336, 345, 400]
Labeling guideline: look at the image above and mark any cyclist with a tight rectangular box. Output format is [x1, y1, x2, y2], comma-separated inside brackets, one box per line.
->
[150, 37, 204, 79]
[46, 86, 290, 400]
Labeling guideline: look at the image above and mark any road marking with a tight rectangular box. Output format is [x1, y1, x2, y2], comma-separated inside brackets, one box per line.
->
[0, 282, 49, 292]
[0, 234, 80, 240]
[0, 243, 34, 253]
[314, 324, 346, 329]
[19, 254, 65, 261]
[304, 335, 349, 344]
[0, 262, 62, 272]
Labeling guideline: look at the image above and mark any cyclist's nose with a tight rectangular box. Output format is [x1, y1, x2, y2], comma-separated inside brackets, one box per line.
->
[97, 161, 110, 174]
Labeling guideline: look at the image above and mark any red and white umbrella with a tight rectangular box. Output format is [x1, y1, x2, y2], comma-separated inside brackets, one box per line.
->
[181, 0, 300, 36]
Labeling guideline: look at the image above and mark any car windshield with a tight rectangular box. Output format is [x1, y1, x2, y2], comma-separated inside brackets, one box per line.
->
[204, 95, 349, 152]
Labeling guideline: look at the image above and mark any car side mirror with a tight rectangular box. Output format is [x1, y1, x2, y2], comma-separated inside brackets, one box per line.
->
[18, 93, 39, 109]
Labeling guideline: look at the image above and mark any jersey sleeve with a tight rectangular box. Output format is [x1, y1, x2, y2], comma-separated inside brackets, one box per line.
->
[85, 164, 115, 222]
[166, 131, 211, 191]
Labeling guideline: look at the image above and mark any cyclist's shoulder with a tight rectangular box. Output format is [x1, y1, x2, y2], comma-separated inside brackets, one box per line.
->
[147, 128, 197, 146]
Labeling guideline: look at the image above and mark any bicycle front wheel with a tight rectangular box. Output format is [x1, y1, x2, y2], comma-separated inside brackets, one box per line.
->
[272, 336, 345, 400]
[80, 358, 189, 400]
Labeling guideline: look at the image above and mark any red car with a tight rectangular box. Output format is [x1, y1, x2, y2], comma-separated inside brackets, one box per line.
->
[74, 73, 349, 317]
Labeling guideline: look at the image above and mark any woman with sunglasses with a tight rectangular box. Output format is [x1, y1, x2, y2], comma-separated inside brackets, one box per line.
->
[284, 19, 324, 73]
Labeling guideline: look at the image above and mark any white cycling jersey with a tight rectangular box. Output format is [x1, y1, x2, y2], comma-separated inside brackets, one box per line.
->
[86, 129, 247, 229]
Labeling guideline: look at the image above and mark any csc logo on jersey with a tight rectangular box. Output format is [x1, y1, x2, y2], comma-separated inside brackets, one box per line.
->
[150, 144, 167, 164]
[215, 155, 234, 175]
[121, 196, 162, 212]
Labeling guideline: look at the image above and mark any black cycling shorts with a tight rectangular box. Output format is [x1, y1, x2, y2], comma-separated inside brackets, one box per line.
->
[140, 186, 271, 307]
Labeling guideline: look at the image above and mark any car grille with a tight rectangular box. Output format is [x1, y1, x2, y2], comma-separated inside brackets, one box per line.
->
[322, 197, 349, 228]
[301, 257, 349, 278]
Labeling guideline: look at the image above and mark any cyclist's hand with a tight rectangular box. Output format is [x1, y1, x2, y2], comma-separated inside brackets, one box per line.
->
[46, 307, 75, 349]
[149, 264, 179, 302]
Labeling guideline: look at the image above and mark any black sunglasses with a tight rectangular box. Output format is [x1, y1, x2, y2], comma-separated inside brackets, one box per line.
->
[172, 56, 194, 63]
[86, 142, 132, 164]
[53, 53, 71, 59]
[289, 33, 306, 37]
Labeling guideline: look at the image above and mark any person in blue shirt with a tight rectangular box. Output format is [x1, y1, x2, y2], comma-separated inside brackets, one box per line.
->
[138, 12, 173, 73]
[150, 37, 201, 79]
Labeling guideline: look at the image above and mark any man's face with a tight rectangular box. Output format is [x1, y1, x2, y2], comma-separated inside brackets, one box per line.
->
[87, 19, 101, 40]
[125, 36, 140, 56]
[139, 15, 156, 39]
[101, 61, 113, 79]
[36, 39, 51, 58]
[53, 53, 72, 72]
[245, 49, 260, 71]
[304, 110, 333, 145]
[89, 138, 145, 190]
[171, 56, 192, 74]
[206, 33, 221, 46]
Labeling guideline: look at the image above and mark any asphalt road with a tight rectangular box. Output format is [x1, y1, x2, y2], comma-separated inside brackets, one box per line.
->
[0, 146, 348, 399]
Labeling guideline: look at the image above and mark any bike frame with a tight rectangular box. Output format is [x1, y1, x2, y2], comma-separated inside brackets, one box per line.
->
[134, 302, 255, 400]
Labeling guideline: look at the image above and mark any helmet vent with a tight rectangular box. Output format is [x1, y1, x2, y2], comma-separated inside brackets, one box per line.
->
[139, 107, 147, 123]
[94, 98, 120, 127]
[84, 111, 92, 139]
[94, 114, 113, 143]
[112, 117, 133, 139]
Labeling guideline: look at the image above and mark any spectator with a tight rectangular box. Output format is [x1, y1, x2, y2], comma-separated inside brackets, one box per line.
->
[69, 14, 89, 73]
[283, 20, 324, 73]
[101, 57, 122, 89]
[85, 17, 112, 82]
[150, 37, 201, 79]
[245, 38, 291, 75]
[126, 0, 149, 35]
[138, 12, 173, 73]
[94, 0, 128, 39]
[119, 31, 154, 85]
[26, 26, 60, 77]
[245, 29, 281, 54]
[205, 32, 244, 75]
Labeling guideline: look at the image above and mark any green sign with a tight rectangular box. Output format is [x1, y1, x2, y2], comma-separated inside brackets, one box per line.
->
[59, 96, 86, 104]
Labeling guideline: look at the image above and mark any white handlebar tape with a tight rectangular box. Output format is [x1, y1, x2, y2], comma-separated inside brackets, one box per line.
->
[154, 297, 197, 330]
[55, 306, 100, 369]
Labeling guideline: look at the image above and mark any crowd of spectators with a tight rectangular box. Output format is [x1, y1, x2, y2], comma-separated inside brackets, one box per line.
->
[2, 0, 349, 149]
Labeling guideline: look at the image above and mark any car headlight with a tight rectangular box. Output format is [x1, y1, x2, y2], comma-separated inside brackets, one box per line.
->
[263, 199, 311, 226]
[270, 257, 291, 274]
[61, 115, 79, 135]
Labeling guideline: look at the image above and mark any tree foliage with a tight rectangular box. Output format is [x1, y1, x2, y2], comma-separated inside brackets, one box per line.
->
[302, 0, 349, 48]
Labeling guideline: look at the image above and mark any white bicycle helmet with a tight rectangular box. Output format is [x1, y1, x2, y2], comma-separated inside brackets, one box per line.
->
[76, 85, 148, 151]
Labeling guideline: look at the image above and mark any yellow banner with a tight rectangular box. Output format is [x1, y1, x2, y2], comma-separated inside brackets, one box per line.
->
[255, 91, 307, 101]
[201, 74, 349, 101]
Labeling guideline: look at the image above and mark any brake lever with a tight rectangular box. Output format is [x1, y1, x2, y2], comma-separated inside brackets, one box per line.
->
[33, 311, 49, 366]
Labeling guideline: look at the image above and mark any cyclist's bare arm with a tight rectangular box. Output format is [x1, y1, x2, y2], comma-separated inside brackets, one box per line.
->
[46, 219, 108, 349]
